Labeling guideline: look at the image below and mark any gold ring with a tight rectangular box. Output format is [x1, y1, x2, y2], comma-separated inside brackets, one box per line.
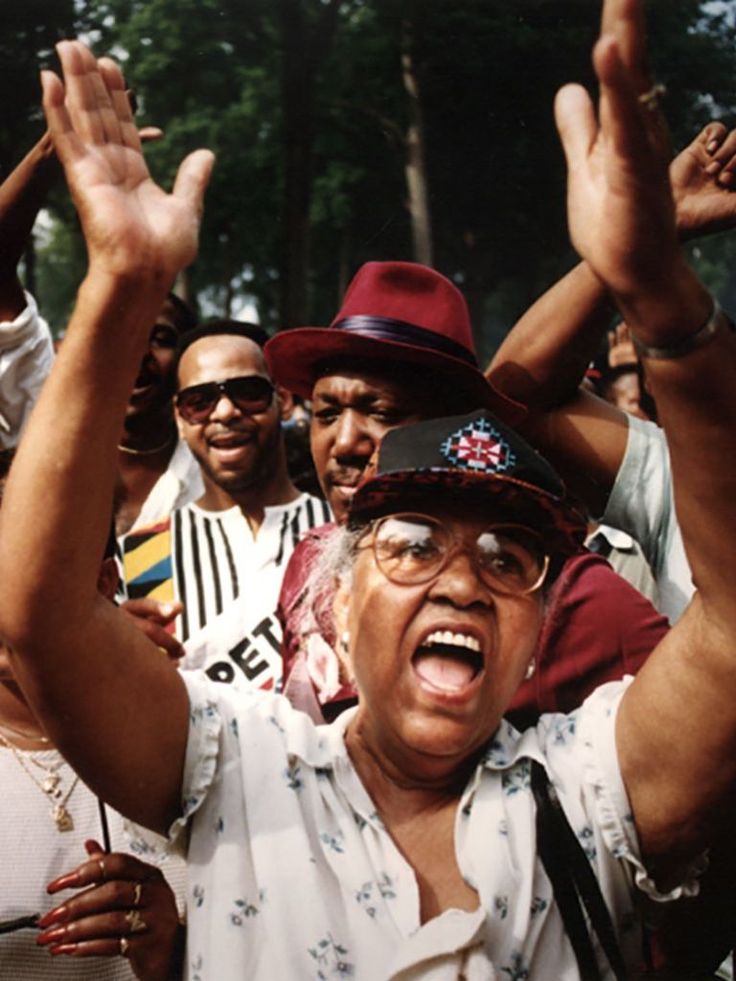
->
[638, 82, 667, 111]
[125, 909, 147, 934]
[132, 882, 142, 908]
[98, 859, 106, 881]
[119, 936, 129, 957]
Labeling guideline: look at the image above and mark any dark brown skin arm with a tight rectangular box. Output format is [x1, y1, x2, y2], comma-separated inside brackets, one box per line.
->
[486, 122, 736, 514]
[554, 0, 736, 879]
[0, 41, 213, 835]
[0, 132, 60, 321]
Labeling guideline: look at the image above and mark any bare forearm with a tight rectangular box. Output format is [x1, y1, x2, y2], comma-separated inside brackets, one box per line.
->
[0, 270, 187, 832]
[0, 39, 211, 836]
[487, 261, 614, 407]
[0, 272, 166, 637]
[614, 270, 736, 860]
[616, 266, 736, 613]
[0, 133, 59, 320]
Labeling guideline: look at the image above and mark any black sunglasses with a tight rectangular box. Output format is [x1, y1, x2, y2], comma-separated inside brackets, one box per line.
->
[175, 376, 275, 423]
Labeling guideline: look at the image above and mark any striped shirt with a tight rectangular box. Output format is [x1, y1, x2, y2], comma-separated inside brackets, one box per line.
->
[121, 493, 331, 691]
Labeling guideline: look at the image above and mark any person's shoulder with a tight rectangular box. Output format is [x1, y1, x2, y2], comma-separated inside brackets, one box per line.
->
[182, 668, 335, 757]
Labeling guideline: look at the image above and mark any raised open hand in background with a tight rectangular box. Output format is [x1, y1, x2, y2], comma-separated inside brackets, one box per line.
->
[554, 0, 682, 301]
[672, 122, 736, 239]
[41, 40, 213, 286]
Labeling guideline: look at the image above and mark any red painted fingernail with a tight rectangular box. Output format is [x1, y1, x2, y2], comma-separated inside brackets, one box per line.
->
[37, 927, 66, 945]
[707, 140, 720, 153]
[37, 905, 68, 928]
[49, 943, 77, 956]
[46, 872, 79, 893]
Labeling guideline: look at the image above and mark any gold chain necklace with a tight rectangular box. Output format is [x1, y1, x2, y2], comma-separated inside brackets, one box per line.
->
[117, 434, 175, 456]
[0, 732, 79, 831]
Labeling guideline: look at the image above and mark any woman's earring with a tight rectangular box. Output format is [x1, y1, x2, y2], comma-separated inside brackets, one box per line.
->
[340, 631, 350, 653]
[525, 658, 535, 680]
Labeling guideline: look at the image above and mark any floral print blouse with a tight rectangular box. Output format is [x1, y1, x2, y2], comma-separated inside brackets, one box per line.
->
[132, 674, 699, 980]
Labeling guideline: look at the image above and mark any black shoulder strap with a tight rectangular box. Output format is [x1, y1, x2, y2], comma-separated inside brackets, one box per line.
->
[531, 760, 628, 981]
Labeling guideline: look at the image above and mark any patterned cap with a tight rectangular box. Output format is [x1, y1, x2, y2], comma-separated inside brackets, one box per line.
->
[349, 410, 587, 555]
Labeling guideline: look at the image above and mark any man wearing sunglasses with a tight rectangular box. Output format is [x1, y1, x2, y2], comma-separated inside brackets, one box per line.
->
[120, 320, 330, 693]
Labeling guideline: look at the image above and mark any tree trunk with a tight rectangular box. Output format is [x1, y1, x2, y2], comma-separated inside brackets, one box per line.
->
[277, 0, 342, 329]
[401, 13, 433, 267]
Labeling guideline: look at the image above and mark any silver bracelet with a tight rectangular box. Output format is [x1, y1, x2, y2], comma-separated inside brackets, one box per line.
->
[632, 299, 723, 360]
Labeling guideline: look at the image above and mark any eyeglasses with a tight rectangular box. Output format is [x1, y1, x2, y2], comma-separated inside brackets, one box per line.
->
[175, 376, 275, 423]
[362, 513, 549, 595]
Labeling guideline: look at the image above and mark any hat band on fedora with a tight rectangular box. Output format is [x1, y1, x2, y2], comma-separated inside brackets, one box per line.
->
[331, 315, 478, 367]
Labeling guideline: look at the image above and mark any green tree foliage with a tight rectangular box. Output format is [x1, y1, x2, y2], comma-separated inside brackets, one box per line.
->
[15, 0, 736, 352]
[0, 1, 76, 176]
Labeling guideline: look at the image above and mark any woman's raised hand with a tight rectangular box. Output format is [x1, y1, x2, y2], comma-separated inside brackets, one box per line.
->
[41, 40, 213, 286]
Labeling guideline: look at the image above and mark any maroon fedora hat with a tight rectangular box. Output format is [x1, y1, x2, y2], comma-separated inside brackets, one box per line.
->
[264, 261, 524, 424]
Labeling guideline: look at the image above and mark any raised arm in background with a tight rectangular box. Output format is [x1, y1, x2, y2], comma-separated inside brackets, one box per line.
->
[0, 133, 59, 321]
[0, 107, 162, 448]
[487, 121, 736, 515]
[554, 0, 736, 874]
[0, 41, 213, 835]
[0, 135, 57, 445]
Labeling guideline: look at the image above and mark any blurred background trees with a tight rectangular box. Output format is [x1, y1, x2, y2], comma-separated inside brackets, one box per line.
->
[3, 0, 736, 357]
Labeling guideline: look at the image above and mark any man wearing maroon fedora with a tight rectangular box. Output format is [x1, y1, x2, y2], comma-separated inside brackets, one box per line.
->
[265, 260, 520, 456]
[264, 261, 666, 723]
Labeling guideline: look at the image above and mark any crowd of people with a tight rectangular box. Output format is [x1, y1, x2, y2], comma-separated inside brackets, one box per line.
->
[2, 0, 736, 977]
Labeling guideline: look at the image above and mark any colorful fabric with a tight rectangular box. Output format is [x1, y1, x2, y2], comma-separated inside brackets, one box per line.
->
[122, 520, 175, 604]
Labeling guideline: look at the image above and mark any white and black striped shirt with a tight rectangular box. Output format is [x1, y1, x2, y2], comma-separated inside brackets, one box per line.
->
[122, 493, 331, 690]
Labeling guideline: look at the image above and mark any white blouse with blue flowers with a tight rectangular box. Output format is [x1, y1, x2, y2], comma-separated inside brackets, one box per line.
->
[130, 674, 700, 980]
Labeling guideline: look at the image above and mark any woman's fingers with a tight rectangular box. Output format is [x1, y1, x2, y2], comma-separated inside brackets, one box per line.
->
[46, 936, 132, 959]
[56, 41, 117, 148]
[37, 905, 149, 948]
[41, 875, 151, 928]
[98, 56, 141, 152]
[553, 84, 597, 173]
[46, 850, 161, 896]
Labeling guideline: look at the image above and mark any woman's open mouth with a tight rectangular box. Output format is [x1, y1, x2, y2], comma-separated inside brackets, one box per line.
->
[411, 630, 484, 695]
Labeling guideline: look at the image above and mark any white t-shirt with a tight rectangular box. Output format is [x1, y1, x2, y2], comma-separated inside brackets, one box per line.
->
[130, 438, 203, 533]
[131, 672, 699, 980]
[603, 415, 692, 622]
[0, 292, 54, 450]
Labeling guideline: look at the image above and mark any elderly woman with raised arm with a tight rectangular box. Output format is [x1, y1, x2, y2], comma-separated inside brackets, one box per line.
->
[1, 0, 736, 977]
